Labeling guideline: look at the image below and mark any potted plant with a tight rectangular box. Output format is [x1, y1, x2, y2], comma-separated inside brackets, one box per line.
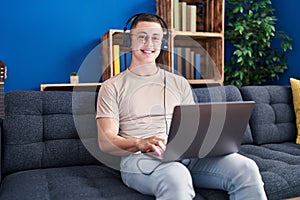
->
[70, 72, 79, 84]
[224, 0, 293, 86]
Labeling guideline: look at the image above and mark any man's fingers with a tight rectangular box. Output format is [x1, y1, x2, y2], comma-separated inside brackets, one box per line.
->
[157, 140, 166, 150]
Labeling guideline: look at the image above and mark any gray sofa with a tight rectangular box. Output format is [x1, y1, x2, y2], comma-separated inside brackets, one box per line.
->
[0, 85, 299, 200]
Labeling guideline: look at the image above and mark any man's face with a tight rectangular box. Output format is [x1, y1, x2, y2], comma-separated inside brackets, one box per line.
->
[130, 21, 164, 65]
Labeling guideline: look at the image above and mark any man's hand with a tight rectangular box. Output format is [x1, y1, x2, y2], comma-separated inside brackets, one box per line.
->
[137, 136, 167, 156]
[98, 117, 167, 156]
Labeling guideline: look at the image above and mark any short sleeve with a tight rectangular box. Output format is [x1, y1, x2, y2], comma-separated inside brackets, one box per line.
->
[181, 78, 195, 104]
[96, 82, 119, 120]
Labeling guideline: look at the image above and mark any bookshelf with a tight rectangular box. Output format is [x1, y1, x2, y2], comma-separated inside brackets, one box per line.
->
[101, 29, 130, 81]
[101, 0, 224, 85]
[157, 0, 224, 85]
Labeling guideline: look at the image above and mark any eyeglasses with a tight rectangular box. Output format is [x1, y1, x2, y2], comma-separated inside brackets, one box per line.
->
[131, 34, 163, 46]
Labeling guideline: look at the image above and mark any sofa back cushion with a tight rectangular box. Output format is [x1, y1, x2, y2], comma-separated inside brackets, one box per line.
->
[240, 86, 297, 145]
[2, 91, 103, 175]
[192, 85, 253, 144]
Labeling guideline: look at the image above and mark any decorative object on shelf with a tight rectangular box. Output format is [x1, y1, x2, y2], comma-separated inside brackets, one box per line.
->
[70, 72, 79, 84]
[224, 0, 293, 87]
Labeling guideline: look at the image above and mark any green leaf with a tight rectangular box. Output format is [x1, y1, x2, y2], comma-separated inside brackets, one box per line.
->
[233, 50, 242, 57]
[233, 71, 240, 78]
[233, 6, 241, 14]
[258, 51, 264, 57]
[237, 57, 243, 63]
[235, 25, 244, 35]
[239, 72, 244, 80]
[239, 6, 244, 13]
[249, 10, 253, 17]
[224, 0, 293, 86]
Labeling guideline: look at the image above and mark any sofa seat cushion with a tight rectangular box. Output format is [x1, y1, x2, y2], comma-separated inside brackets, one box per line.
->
[239, 143, 300, 200]
[0, 165, 154, 200]
[0, 164, 227, 200]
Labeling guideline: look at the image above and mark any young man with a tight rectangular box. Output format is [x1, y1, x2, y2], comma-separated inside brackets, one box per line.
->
[96, 13, 267, 200]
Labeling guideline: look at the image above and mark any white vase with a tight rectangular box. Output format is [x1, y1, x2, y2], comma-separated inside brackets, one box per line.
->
[70, 75, 79, 84]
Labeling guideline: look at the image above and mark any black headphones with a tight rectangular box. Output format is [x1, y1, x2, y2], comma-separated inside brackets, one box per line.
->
[123, 13, 169, 50]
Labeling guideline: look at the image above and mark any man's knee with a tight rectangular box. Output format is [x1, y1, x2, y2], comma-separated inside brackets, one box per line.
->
[155, 162, 195, 200]
[231, 155, 263, 186]
[228, 154, 260, 173]
[228, 155, 267, 199]
[238, 156, 260, 176]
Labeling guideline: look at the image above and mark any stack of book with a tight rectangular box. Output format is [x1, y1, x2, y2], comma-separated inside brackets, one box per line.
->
[173, 47, 202, 79]
[112, 45, 132, 75]
[173, 0, 205, 32]
[112, 45, 203, 80]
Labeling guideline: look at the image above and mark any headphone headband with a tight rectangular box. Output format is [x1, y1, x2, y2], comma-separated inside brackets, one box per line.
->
[123, 13, 169, 50]
[124, 13, 169, 35]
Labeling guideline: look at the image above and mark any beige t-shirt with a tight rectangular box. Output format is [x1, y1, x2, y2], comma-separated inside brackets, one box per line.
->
[96, 67, 194, 139]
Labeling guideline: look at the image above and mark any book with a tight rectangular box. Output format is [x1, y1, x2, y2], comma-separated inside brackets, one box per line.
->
[190, 50, 195, 79]
[120, 51, 126, 72]
[185, 48, 191, 79]
[190, 5, 197, 32]
[173, 47, 178, 74]
[113, 45, 120, 75]
[186, 5, 192, 31]
[181, 47, 186, 77]
[176, 47, 182, 76]
[125, 52, 132, 69]
[173, 0, 179, 30]
[180, 2, 187, 31]
[178, 2, 182, 31]
[195, 53, 201, 79]
[186, 5, 196, 32]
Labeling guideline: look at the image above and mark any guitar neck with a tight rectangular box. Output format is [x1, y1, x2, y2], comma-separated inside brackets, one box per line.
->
[0, 83, 4, 118]
[0, 61, 7, 118]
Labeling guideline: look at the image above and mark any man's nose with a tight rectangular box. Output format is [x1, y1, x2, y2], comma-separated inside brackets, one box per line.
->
[143, 36, 152, 45]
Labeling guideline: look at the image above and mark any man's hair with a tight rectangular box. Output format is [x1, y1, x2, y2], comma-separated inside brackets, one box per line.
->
[130, 13, 169, 69]
[130, 13, 165, 30]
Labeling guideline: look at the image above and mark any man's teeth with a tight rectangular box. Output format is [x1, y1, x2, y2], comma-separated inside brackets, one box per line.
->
[143, 50, 153, 53]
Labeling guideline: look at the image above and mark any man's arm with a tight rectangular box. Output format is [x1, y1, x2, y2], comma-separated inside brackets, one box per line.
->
[97, 117, 166, 156]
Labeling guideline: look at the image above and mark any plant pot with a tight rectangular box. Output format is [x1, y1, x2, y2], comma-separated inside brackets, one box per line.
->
[70, 75, 79, 84]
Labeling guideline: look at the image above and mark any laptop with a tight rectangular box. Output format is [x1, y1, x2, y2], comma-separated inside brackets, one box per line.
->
[146, 101, 255, 162]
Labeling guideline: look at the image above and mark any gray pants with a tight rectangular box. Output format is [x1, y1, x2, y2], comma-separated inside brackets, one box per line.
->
[120, 153, 267, 200]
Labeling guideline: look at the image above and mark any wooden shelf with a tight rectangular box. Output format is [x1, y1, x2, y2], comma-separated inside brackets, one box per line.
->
[173, 30, 223, 38]
[40, 83, 101, 92]
[188, 79, 222, 85]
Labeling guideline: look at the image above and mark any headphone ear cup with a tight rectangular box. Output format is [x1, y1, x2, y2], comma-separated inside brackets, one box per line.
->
[123, 33, 131, 48]
[161, 37, 168, 50]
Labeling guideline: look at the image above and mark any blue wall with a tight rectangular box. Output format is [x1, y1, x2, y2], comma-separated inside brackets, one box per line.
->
[0, 0, 299, 92]
[271, 0, 300, 85]
[0, 0, 156, 92]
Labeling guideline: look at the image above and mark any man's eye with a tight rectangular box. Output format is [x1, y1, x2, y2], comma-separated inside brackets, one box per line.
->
[152, 37, 160, 41]
[138, 35, 147, 40]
